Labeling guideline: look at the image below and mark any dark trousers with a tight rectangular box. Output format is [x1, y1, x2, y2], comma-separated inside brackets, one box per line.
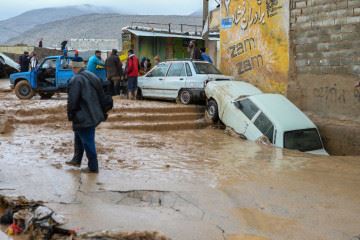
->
[108, 77, 121, 96]
[72, 127, 98, 171]
[119, 80, 128, 95]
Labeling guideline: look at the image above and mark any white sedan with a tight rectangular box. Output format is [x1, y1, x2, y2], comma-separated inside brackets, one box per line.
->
[205, 81, 329, 155]
[138, 60, 233, 104]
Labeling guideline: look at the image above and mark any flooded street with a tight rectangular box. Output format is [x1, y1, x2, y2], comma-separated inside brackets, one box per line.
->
[1, 80, 360, 240]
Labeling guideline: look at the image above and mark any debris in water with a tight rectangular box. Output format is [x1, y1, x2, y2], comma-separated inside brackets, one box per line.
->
[0, 195, 69, 239]
[79, 230, 170, 240]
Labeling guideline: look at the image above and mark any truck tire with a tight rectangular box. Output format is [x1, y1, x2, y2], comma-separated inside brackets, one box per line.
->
[207, 99, 219, 123]
[14, 80, 35, 100]
[39, 92, 55, 99]
[179, 89, 192, 105]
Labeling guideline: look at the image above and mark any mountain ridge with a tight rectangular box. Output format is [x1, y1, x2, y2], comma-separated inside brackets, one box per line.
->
[0, 4, 117, 43]
[5, 13, 203, 48]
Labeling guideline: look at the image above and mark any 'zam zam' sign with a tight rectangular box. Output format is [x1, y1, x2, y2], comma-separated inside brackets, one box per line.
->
[220, 0, 289, 94]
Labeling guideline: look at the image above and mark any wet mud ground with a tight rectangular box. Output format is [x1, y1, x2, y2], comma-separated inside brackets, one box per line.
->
[0, 79, 360, 240]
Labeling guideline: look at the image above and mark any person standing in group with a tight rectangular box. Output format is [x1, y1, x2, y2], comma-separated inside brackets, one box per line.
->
[61, 40, 68, 51]
[66, 58, 107, 174]
[30, 52, 38, 71]
[154, 55, 161, 66]
[73, 50, 83, 62]
[38, 38, 43, 48]
[200, 48, 213, 64]
[105, 49, 123, 96]
[188, 40, 201, 60]
[60, 49, 70, 69]
[87, 50, 105, 79]
[140, 57, 151, 76]
[126, 49, 139, 100]
[119, 54, 128, 96]
[19, 51, 30, 72]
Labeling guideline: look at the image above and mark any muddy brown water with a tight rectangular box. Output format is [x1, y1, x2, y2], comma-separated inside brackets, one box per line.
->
[1, 87, 360, 240]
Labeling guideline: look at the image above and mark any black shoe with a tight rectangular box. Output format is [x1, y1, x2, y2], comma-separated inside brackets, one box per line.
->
[65, 161, 81, 167]
[81, 167, 99, 174]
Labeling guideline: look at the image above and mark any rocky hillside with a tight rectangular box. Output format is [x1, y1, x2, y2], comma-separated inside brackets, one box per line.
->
[0, 5, 116, 43]
[6, 14, 202, 48]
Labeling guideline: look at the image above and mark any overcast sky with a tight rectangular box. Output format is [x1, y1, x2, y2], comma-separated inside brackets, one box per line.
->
[0, 0, 218, 20]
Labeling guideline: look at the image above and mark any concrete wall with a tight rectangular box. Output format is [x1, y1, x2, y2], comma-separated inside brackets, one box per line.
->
[69, 39, 122, 51]
[220, 0, 290, 94]
[288, 0, 360, 155]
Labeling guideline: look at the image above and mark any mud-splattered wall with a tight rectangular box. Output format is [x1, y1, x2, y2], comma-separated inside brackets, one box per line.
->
[220, 0, 289, 94]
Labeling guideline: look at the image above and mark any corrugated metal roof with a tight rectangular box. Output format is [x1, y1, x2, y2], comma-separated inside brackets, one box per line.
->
[123, 27, 219, 41]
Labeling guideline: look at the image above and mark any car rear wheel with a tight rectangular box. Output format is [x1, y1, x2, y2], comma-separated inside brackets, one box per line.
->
[179, 89, 192, 105]
[207, 99, 219, 123]
[14, 80, 35, 100]
[39, 92, 55, 99]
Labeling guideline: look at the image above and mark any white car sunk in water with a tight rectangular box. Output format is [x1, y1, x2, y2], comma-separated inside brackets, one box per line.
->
[205, 81, 329, 155]
[137, 60, 233, 104]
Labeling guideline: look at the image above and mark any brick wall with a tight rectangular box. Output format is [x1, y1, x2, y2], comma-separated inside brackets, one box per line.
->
[290, 0, 360, 77]
[288, 0, 360, 155]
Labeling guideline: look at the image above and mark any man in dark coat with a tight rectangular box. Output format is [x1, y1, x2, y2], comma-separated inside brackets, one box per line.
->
[66, 59, 106, 173]
[188, 40, 201, 60]
[19, 51, 30, 72]
[61, 40, 68, 51]
[105, 49, 123, 96]
[38, 38, 43, 48]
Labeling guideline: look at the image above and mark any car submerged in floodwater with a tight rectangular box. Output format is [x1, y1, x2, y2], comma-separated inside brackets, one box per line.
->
[138, 60, 233, 104]
[205, 81, 329, 155]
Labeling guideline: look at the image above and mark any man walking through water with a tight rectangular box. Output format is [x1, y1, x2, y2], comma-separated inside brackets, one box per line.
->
[66, 58, 107, 173]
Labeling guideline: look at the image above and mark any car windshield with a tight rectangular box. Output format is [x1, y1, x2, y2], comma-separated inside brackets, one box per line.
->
[284, 128, 323, 152]
[193, 62, 222, 74]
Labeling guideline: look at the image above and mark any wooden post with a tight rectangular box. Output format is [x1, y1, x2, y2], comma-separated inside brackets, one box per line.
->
[203, 0, 209, 29]
[203, 0, 209, 48]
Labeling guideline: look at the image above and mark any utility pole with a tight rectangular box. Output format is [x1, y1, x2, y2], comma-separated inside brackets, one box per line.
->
[203, 0, 209, 28]
[203, 0, 209, 48]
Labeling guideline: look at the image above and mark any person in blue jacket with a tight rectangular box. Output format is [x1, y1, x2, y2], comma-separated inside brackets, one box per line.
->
[200, 48, 213, 64]
[87, 50, 105, 78]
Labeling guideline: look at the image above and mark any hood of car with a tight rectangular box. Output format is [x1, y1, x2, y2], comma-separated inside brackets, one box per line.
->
[206, 81, 263, 100]
[0, 53, 20, 71]
[207, 74, 234, 81]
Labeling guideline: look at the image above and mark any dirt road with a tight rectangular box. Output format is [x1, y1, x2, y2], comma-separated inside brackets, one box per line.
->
[0, 82, 360, 240]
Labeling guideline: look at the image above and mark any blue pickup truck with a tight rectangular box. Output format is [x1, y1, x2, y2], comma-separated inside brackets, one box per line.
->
[10, 56, 107, 99]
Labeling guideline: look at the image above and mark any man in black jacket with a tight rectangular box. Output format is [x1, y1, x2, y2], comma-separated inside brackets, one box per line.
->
[19, 51, 30, 72]
[66, 59, 106, 173]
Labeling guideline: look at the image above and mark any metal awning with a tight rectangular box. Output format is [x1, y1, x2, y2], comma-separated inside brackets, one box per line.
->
[123, 27, 219, 41]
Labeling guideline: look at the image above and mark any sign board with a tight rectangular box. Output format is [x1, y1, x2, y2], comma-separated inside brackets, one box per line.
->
[220, 0, 289, 94]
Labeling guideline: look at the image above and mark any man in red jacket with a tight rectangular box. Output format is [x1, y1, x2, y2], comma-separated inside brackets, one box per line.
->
[126, 49, 139, 100]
